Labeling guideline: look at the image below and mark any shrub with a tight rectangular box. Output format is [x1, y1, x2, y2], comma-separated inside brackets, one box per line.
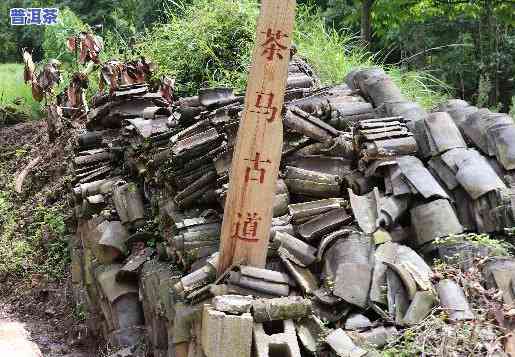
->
[139, 0, 258, 94]
[294, 5, 449, 108]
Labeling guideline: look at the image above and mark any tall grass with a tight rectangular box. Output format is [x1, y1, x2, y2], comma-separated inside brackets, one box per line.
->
[139, 0, 258, 94]
[140, 0, 449, 108]
[294, 5, 449, 109]
[0, 63, 41, 118]
[387, 67, 450, 110]
[294, 5, 374, 85]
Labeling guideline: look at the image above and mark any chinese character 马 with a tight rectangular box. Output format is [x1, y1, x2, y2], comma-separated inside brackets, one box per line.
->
[10, 8, 26, 25]
[250, 91, 279, 122]
[261, 28, 289, 61]
[244, 153, 271, 184]
[231, 212, 262, 242]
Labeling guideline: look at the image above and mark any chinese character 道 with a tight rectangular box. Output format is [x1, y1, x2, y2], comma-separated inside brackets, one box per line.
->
[232, 212, 262, 242]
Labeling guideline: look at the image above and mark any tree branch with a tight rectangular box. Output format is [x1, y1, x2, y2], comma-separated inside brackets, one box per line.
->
[396, 44, 475, 65]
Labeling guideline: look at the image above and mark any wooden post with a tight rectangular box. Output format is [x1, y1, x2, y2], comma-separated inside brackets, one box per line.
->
[218, 0, 296, 274]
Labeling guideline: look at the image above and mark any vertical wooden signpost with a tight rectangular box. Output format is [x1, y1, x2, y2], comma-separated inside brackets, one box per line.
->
[218, 0, 296, 274]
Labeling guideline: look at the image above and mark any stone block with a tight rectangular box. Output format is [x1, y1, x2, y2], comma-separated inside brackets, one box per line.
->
[253, 319, 301, 357]
[212, 295, 253, 314]
[201, 304, 252, 357]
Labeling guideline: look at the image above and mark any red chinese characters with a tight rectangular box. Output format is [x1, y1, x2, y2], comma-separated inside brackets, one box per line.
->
[250, 91, 279, 122]
[244, 152, 271, 184]
[261, 28, 289, 61]
[231, 212, 262, 242]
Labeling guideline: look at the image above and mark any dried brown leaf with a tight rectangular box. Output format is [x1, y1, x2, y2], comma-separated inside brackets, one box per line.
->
[22, 49, 36, 84]
[66, 37, 76, 52]
[160, 76, 175, 104]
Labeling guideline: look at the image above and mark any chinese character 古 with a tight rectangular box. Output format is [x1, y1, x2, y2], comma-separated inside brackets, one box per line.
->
[244, 153, 271, 184]
[231, 212, 262, 242]
[10, 8, 26, 25]
[250, 91, 279, 122]
[261, 28, 289, 61]
[42, 8, 59, 25]
[26, 8, 42, 25]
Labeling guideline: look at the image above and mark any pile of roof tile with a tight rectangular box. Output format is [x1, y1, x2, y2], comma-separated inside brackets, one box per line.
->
[68, 65, 515, 357]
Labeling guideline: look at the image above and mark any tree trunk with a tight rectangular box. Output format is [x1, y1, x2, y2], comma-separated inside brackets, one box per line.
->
[361, 0, 375, 45]
[478, 0, 496, 107]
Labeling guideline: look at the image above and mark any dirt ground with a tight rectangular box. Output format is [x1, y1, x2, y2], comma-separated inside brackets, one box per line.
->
[0, 121, 99, 356]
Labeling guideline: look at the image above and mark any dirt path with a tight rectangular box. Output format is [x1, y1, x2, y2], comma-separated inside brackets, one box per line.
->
[0, 307, 43, 356]
[0, 286, 97, 357]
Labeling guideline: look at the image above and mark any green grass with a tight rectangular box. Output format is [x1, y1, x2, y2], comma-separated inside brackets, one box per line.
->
[294, 5, 374, 85]
[387, 67, 450, 110]
[139, 0, 258, 95]
[0, 63, 41, 119]
[140, 0, 449, 108]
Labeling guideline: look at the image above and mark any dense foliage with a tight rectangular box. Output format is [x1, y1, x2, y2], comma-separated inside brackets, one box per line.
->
[312, 0, 515, 111]
[139, 0, 447, 107]
[0, 0, 513, 110]
[42, 8, 86, 65]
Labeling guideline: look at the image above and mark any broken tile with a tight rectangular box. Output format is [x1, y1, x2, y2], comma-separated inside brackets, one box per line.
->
[403, 291, 437, 325]
[295, 315, 328, 354]
[325, 329, 367, 357]
[437, 279, 474, 321]
[344, 313, 372, 331]
[274, 231, 317, 267]
[323, 231, 373, 308]
[410, 199, 463, 246]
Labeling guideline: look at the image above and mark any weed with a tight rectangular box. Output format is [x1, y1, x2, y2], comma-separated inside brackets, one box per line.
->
[381, 261, 506, 356]
[0, 189, 69, 281]
[29, 204, 69, 279]
[387, 67, 450, 109]
[477, 74, 491, 108]
[73, 303, 87, 322]
[15, 148, 28, 158]
[434, 233, 514, 257]
[42, 8, 87, 67]
[294, 4, 374, 86]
